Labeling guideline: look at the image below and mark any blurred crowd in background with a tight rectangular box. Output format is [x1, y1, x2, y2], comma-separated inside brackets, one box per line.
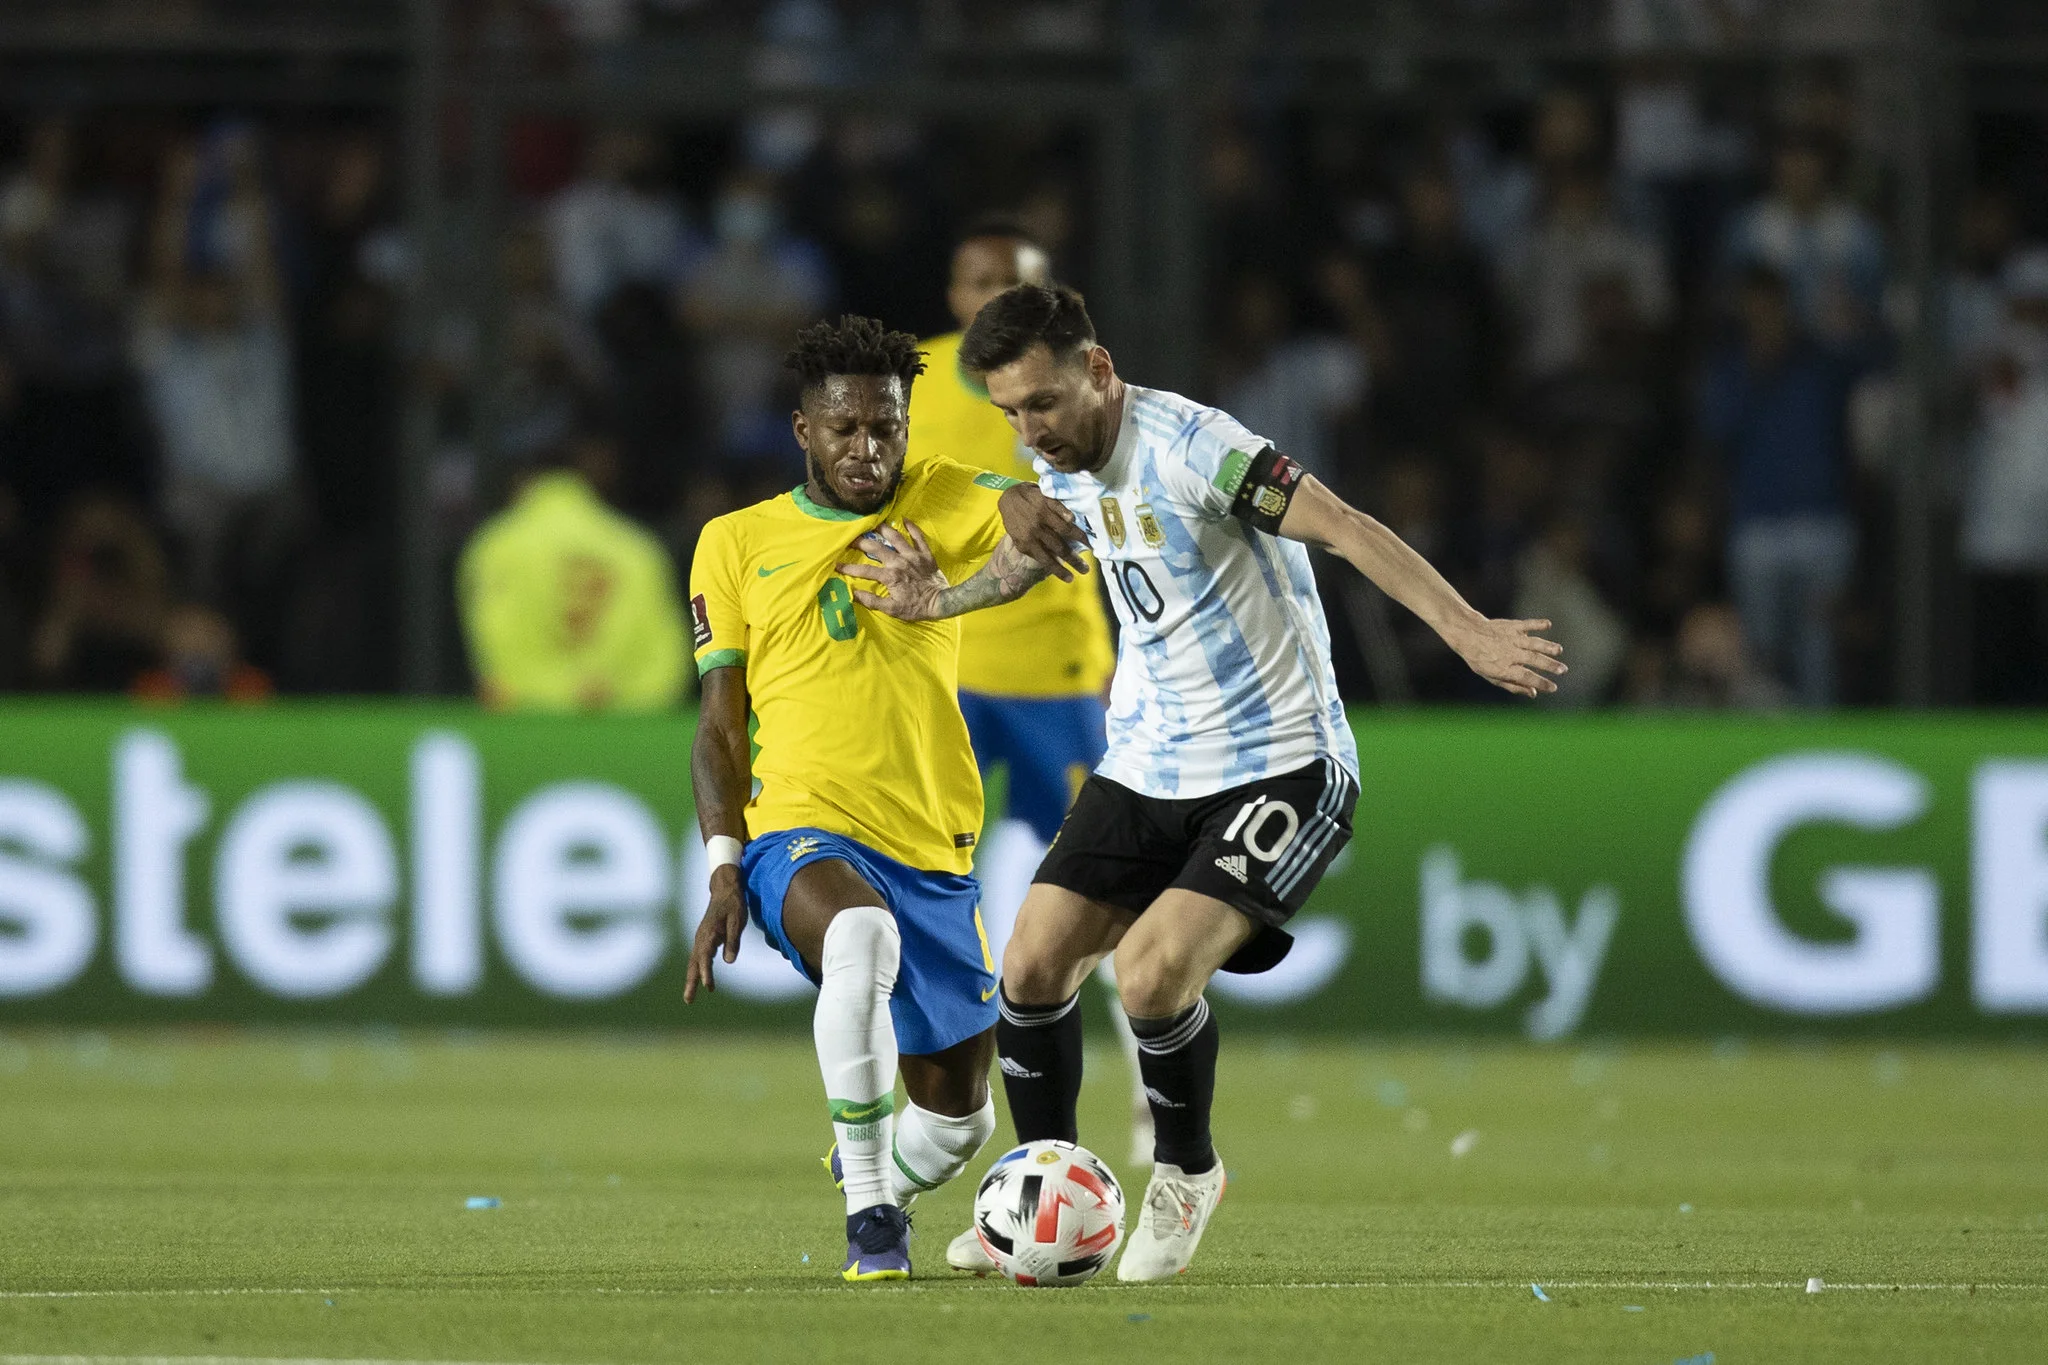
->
[3, 0, 2048, 708]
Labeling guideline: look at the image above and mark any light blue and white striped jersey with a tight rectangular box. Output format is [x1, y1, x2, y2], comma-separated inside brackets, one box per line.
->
[1035, 384, 1359, 799]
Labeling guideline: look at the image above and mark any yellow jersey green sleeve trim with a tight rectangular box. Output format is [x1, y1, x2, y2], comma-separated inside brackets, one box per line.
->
[696, 648, 746, 675]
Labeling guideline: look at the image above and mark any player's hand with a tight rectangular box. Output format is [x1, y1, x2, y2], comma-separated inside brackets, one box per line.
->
[685, 866, 748, 1003]
[838, 521, 948, 620]
[996, 484, 1089, 582]
[1448, 616, 1567, 698]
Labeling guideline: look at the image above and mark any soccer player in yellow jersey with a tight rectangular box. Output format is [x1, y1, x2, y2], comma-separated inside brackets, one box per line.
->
[912, 218, 1114, 785]
[907, 218, 1155, 1179]
[682, 315, 1087, 1282]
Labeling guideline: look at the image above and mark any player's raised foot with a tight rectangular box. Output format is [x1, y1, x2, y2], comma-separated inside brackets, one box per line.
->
[842, 1203, 912, 1281]
[1115, 1158, 1227, 1282]
[945, 1224, 998, 1275]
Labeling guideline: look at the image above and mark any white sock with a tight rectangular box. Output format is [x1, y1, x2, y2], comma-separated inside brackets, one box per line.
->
[889, 1096, 997, 1204]
[814, 905, 900, 1215]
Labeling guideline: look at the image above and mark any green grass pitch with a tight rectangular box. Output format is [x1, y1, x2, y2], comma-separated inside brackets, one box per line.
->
[2, 1031, 2044, 1364]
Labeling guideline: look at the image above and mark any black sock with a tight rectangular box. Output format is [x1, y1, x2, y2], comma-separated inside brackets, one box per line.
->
[995, 988, 1083, 1143]
[1128, 997, 1219, 1174]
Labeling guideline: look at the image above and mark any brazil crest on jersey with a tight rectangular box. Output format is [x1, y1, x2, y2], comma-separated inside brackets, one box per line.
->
[1034, 385, 1359, 800]
[690, 458, 1013, 874]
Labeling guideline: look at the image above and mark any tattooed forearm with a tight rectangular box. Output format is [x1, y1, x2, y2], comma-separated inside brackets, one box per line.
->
[931, 539, 1051, 617]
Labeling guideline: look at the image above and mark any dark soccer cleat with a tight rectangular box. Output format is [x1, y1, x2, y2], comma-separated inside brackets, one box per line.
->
[841, 1203, 912, 1281]
[823, 1141, 844, 1192]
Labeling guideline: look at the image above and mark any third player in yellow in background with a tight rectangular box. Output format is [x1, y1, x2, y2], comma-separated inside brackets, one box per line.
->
[910, 218, 1114, 709]
[906, 217, 1152, 1179]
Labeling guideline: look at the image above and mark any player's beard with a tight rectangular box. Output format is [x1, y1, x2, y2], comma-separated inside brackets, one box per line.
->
[1044, 398, 1115, 474]
[809, 447, 901, 516]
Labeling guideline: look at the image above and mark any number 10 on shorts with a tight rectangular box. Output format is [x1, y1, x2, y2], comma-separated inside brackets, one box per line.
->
[1222, 796, 1299, 863]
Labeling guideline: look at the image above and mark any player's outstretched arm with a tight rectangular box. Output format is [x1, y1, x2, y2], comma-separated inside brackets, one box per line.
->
[685, 664, 753, 1003]
[1277, 474, 1567, 699]
[838, 522, 1050, 622]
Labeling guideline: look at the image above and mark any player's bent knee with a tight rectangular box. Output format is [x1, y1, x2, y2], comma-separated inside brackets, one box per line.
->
[820, 904, 900, 984]
[999, 940, 1084, 1006]
[1112, 943, 1202, 1019]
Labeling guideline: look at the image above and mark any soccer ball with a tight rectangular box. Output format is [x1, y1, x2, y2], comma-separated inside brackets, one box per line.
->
[970, 1139, 1125, 1286]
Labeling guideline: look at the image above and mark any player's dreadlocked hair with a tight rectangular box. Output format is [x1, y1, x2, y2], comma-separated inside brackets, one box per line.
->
[783, 314, 926, 406]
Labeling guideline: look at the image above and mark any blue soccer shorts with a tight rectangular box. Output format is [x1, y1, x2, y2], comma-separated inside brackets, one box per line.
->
[742, 827, 998, 1056]
[956, 692, 1107, 845]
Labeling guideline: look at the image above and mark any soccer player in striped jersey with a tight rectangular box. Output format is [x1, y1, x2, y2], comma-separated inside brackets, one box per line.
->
[908, 217, 1154, 1169]
[842, 284, 1565, 1281]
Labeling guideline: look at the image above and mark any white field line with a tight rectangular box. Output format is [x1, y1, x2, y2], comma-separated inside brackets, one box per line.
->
[1, 1358, 562, 1365]
[1, 1280, 2044, 1301]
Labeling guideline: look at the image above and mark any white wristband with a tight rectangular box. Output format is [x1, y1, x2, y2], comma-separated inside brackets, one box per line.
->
[705, 835, 744, 871]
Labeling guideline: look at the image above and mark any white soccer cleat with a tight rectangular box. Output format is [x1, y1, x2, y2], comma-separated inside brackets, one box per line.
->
[946, 1224, 998, 1275]
[1115, 1158, 1226, 1282]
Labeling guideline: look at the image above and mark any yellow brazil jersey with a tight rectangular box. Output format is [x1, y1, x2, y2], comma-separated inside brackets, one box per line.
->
[690, 458, 1014, 875]
[908, 331, 1114, 699]
[458, 471, 686, 712]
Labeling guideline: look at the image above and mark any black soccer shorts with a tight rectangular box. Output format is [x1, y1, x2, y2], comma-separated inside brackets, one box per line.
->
[1031, 757, 1359, 975]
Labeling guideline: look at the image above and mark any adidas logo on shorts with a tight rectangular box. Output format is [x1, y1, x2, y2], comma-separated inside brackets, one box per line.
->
[999, 1057, 1042, 1080]
[1214, 854, 1249, 884]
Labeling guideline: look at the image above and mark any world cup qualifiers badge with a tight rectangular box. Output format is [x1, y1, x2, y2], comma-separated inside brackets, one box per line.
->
[690, 594, 712, 649]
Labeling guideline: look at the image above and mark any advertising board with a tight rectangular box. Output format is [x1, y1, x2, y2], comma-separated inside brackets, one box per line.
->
[2, 704, 2044, 1036]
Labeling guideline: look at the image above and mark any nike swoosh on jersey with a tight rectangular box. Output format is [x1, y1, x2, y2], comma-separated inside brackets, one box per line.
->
[981, 983, 998, 1001]
[757, 561, 799, 577]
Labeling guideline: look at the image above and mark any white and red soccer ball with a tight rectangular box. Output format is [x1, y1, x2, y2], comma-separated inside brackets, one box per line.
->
[971, 1139, 1126, 1286]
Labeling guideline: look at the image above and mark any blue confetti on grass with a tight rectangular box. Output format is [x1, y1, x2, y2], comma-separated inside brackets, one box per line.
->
[1531, 1284, 1550, 1302]
[1624, 1305, 1644, 1312]
[465, 1196, 500, 1209]
[800, 1253, 809, 1264]
[1127, 1313, 1151, 1323]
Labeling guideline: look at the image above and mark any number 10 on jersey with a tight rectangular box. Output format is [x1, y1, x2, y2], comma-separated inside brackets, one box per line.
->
[1109, 561, 1163, 624]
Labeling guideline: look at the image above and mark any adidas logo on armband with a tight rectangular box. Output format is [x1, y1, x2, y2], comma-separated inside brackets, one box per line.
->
[1214, 854, 1249, 884]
